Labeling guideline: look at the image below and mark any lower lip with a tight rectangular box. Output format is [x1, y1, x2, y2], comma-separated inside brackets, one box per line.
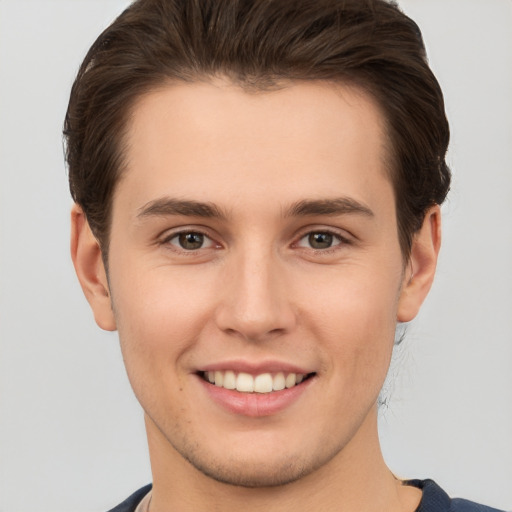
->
[198, 375, 314, 417]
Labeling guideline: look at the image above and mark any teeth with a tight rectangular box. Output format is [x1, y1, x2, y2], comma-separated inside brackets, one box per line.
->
[254, 373, 273, 393]
[236, 372, 254, 392]
[214, 371, 224, 387]
[285, 373, 296, 388]
[272, 372, 285, 391]
[223, 370, 236, 390]
[204, 370, 309, 394]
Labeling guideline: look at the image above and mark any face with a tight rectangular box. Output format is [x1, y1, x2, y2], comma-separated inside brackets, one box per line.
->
[77, 79, 434, 487]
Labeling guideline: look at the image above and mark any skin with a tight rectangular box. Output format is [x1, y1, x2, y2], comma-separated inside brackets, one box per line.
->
[71, 79, 440, 512]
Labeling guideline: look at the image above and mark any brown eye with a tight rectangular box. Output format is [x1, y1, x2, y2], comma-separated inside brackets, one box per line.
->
[179, 232, 204, 250]
[296, 231, 346, 251]
[308, 232, 334, 249]
[167, 231, 215, 251]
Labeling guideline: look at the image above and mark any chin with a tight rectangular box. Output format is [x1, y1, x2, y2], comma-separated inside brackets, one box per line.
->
[181, 450, 315, 488]
[167, 428, 341, 489]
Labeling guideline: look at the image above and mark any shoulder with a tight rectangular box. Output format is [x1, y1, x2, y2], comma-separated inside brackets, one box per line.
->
[406, 479, 507, 512]
[451, 498, 507, 512]
[107, 484, 152, 512]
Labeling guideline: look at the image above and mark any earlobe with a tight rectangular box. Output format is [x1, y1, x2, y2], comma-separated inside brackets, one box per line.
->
[397, 205, 441, 323]
[70, 204, 117, 331]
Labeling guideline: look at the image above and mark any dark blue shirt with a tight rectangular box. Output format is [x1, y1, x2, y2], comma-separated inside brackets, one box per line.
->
[406, 480, 505, 512]
[107, 479, 506, 512]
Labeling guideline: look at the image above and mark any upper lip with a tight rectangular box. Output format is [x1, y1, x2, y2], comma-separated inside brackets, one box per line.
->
[197, 359, 314, 375]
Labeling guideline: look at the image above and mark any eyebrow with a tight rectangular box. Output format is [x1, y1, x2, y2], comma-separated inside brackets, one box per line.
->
[136, 196, 374, 221]
[284, 198, 374, 218]
[137, 198, 228, 220]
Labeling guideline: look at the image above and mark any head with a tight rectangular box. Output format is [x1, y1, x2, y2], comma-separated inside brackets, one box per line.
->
[66, 0, 450, 493]
[65, 0, 450, 262]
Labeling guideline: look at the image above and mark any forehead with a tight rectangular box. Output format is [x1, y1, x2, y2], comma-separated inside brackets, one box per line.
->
[118, 79, 392, 214]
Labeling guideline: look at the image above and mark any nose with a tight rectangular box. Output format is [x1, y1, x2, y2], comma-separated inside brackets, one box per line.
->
[213, 248, 297, 342]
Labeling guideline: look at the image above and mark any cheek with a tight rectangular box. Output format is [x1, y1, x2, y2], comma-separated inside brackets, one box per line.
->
[110, 267, 215, 374]
[302, 263, 402, 383]
[109, 269, 218, 418]
[305, 261, 401, 333]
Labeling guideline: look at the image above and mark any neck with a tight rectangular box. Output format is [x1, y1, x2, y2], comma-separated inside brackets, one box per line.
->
[146, 406, 421, 512]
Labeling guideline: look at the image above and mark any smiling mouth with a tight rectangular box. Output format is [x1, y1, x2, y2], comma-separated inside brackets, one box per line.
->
[200, 370, 315, 394]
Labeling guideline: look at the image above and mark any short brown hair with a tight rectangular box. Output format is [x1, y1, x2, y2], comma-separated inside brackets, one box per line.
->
[64, 0, 450, 258]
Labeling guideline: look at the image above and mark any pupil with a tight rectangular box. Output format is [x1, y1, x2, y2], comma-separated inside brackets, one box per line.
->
[179, 232, 204, 250]
[309, 232, 333, 249]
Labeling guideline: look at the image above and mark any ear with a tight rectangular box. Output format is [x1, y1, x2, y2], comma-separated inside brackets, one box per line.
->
[397, 205, 441, 323]
[70, 204, 117, 331]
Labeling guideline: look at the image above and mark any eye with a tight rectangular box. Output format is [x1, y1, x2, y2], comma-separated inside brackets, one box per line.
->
[296, 231, 345, 250]
[167, 231, 215, 251]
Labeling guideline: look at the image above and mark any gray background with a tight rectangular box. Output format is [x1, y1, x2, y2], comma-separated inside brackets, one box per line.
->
[0, 1, 511, 511]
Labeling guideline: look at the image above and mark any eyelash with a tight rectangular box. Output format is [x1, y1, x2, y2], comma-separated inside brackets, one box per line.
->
[159, 228, 352, 254]
[294, 229, 352, 254]
[161, 229, 218, 253]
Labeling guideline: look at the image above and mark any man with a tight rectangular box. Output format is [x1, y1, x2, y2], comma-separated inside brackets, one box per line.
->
[65, 1, 504, 511]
